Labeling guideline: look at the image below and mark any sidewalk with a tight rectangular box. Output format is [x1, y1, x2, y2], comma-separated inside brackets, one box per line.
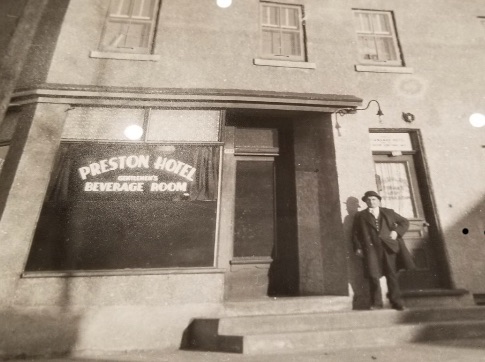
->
[8, 340, 485, 362]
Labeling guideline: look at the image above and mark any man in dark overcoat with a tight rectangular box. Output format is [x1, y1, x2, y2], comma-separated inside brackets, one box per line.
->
[352, 191, 415, 310]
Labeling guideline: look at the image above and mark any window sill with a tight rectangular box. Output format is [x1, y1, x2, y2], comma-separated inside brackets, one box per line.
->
[90, 50, 160, 61]
[254, 58, 316, 69]
[22, 267, 225, 278]
[355, 64, 414, 74]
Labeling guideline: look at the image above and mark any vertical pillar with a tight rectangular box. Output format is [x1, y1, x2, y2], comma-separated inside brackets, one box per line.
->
[293, 120, 325, 295]
[0, 102, 68, 306]
[293, 114, 348, 296]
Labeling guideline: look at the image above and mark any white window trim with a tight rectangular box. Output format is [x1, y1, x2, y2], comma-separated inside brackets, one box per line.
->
[353, 9, 403, 67]
[253, 58, 315, 69]
[90, 50, 160, 61]
[355, 65, 413, 74]
[259, 2, 307, 62]
[97, 0, 161, 56]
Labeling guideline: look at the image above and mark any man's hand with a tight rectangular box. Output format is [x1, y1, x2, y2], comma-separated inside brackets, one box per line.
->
[355, 249, 364, 258]
[390, 231, 398, 240]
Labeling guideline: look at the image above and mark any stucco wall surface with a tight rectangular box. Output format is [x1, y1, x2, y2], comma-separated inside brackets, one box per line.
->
[335, 1, 485, 293]
[43, 0, 359, 96]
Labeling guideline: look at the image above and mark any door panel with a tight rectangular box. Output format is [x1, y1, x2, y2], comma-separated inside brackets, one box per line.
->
[374, 154, 441, 289]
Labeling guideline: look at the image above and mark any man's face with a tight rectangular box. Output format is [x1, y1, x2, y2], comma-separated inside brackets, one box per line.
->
[365, 196, 380, 208]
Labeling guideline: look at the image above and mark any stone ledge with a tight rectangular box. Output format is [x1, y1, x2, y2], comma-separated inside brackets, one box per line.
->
[402, 289, 469, 298]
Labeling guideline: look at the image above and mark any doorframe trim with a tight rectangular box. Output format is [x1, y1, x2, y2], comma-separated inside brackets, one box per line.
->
[369, 128, 453, 289]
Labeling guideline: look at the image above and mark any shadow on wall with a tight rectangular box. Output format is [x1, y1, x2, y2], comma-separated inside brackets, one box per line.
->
[0, 275, 82, 359]
[344, 192, 485, 308]
[343, 196, 371, 310]
[442, 194, 485, 298]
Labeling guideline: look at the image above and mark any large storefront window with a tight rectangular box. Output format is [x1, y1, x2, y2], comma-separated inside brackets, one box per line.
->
[25, 109, 221, 272]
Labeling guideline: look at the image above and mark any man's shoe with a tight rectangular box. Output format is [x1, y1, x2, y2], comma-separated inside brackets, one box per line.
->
[370, 305, 383, 310]
[392, 304, 405, 311]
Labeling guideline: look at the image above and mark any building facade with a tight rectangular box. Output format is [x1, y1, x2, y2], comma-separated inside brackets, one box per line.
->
[0, 0, 484, 357]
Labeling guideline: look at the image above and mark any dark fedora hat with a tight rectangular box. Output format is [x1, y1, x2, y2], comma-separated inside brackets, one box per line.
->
[362, 190, 382, 202]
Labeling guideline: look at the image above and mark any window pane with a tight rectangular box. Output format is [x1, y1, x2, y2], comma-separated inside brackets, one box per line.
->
[355, 12, 372, 33]
[25, 143, 220, 271]
[262, 29, 281, 55]
[358, 35, 378, 60]
[281, 31, 301, 56]
[110, 0, 131, 17]
[132, 0, 155, 18]
[281, 8, 299, 29]
[148, 110, 220, 142]
[373, 13, 391, 34]
[375, 36, 397, 60]
[124, 22, 151, 48]
[62, 108, 145, 140]
[375, 162, 416, 218]
[263, 5, 279, 26]
[103, 20, 151, 51]
[103, 21, 127, 48]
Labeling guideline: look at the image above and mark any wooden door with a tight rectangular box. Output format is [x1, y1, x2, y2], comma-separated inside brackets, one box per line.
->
[373, 154, 442, 289]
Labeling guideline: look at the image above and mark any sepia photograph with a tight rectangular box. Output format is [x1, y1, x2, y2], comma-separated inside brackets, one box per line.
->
[0, 0, 484, 361]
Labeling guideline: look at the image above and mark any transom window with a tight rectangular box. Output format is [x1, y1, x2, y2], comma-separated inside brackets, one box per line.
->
[99, 0, 160, 54]
[260, 2, 306, 61]
[353, 10, 402, 66]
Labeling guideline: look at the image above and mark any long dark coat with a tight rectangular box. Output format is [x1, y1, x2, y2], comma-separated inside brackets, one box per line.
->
[352, 207, 415, 278]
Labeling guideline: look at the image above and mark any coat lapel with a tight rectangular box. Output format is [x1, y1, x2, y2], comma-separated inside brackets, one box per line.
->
[380, 208, 393, 230]
[362, 209, 378, 230]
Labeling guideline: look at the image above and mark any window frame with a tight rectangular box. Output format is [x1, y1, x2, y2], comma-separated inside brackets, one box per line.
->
[352, 9, 403, 66]
[259, 2, 307, 62]
[98, 0, 161, 55]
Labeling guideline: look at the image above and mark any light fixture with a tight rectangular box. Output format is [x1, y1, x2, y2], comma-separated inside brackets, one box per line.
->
[333, 100, 384, 136]
[402, 112, 415, 123]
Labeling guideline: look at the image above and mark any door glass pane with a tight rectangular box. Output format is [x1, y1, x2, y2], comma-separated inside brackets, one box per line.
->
[375, 162, 416, 218]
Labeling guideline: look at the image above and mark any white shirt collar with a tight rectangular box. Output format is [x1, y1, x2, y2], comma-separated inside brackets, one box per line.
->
[369, 207, 380, 217]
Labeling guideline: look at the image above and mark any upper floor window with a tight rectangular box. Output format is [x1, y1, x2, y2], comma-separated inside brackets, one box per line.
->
[353, 10, 402, 66]
[99, 0, 160, 54]
[260, 2, 306, 61]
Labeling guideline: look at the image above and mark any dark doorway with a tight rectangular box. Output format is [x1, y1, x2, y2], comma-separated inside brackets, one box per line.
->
[227, 112, 299, 298]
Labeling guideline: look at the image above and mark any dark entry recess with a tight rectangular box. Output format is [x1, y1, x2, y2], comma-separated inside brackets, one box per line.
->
[229, 113, 300, 297]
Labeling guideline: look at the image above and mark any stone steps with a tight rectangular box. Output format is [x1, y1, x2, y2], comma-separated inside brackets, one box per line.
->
[184, 304, 485, 355]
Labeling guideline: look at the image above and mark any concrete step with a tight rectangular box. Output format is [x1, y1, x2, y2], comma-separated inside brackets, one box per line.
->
[222, 296, 351, 317]
[184, 307, 485, 355]
[242, 320, 485, 355]
[218, 307, 485, 335]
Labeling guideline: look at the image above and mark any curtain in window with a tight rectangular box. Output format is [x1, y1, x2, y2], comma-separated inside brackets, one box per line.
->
[189, 147, 219, 201]
[375, 162, 415, 218]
